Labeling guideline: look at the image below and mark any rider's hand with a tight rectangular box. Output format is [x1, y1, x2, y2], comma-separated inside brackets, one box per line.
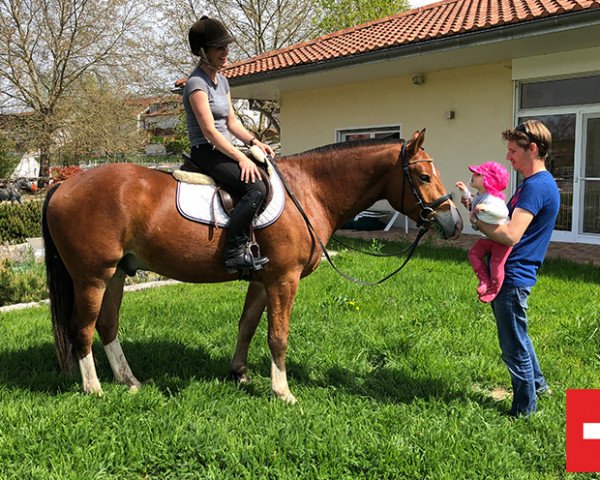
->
[255, 139, 275, 157]
[238, 156, 261, 183]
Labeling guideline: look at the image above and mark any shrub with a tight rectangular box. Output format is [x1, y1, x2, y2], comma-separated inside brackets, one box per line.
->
[0, 259, 47, 307]
[0, 200, 44, 244]
[49, 165, 83, 183]
[165, 138, 188, 154]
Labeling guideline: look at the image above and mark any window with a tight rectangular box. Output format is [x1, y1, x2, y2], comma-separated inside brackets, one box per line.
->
[518, 76, 600, 242]
[337, 126, 400, 142]
[517, 114, 576, 232]
[520, 75, 600, 109]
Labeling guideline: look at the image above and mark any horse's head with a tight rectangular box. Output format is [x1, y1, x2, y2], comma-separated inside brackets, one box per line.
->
[387, 130, 462, 239]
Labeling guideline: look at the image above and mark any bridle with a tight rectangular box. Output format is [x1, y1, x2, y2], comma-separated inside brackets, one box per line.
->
[399, 141, 453, 228]
[265, 139, 453, 285]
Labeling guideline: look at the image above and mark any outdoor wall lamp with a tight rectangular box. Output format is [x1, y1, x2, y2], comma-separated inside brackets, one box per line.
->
[412, 74, 425, 85]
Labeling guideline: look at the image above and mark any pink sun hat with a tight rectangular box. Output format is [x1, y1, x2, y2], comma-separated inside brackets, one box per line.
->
[468, 161, 510, 200]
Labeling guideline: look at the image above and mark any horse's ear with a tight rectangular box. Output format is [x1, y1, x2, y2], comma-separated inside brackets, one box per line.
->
[405, 129, 426, 157]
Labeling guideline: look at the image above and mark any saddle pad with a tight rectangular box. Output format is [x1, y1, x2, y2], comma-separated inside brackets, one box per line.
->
[176, 168, 286, 229]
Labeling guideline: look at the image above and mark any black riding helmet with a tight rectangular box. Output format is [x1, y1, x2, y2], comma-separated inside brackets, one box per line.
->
[188, 16, 235, 55]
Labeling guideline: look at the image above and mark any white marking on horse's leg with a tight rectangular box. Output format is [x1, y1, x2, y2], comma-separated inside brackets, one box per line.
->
[104, 336, 141, 392]
[271, 360, 297, 404]
[79, 352, 103, 395]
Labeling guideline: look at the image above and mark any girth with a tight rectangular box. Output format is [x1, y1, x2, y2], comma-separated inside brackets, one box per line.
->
[179, 153, 273, 217]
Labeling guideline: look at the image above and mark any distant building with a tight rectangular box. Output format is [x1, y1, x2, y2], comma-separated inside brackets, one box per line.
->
[133, 96, 183, 156]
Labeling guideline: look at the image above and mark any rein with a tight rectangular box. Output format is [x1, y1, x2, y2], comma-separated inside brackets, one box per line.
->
[266, 142, 449, 286]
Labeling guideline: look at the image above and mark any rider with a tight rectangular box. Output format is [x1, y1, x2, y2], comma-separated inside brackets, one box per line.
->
[183, 16, 274, 273]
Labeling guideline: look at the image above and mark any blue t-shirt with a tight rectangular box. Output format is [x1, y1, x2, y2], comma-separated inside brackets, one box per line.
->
[182, 68, 230, 147]
[503, 171, 560, 287]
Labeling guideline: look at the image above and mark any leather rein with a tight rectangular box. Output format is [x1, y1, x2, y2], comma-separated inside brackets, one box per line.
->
[266, 142, 452, 286]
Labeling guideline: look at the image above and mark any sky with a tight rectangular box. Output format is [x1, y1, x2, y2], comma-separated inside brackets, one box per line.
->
[409, 0, 439, 7]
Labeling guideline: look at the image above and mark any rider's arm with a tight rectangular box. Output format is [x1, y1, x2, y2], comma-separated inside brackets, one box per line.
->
[189, 89, 259, 183]
[188, 90, 248, 163]
[472, 207, 534, 246]
[226, 94, 275, 157]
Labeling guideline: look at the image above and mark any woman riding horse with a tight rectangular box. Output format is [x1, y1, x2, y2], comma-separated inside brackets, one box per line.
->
[184, 16, 274, 273]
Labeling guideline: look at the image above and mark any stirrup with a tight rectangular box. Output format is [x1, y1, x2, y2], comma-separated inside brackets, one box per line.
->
[224, 242, 269, 274]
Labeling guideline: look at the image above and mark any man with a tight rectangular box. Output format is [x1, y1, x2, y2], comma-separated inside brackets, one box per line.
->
[471, 119, 559, 417]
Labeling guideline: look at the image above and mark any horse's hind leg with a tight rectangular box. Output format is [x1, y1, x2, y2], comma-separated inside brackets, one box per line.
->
[72, 282, 106, 394]
[96, 270, 141, 391]
[230, 281, 267, 383]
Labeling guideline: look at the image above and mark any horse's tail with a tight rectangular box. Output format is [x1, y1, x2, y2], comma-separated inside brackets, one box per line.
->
[42, 183, 76, 373]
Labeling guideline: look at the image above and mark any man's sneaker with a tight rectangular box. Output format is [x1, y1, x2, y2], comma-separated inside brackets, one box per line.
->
[536, 385, 553, 397]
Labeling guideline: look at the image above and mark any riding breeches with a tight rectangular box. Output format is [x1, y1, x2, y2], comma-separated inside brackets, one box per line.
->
[191, 144, 267, 243]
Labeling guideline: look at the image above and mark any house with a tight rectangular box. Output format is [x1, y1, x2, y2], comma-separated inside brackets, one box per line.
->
[131, 96, 183, 155]
[223, 0, 600, 245]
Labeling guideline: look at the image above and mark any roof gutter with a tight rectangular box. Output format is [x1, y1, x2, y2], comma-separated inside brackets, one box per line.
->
[228, 8, 600, 88]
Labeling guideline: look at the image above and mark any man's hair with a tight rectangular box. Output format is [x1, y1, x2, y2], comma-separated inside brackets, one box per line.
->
[502, 119, 552, 160]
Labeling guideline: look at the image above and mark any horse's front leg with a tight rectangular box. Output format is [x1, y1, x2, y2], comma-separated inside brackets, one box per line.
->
[230, 281, 267, 383]
[266, 274, 300, 404]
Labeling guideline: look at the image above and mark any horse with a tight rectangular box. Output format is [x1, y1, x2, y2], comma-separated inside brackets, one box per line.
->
[42, 130, 462, 403]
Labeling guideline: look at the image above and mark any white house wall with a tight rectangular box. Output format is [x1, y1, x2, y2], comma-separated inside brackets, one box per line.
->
[280, 61, 513, 221]
[512, 46, 600, 81]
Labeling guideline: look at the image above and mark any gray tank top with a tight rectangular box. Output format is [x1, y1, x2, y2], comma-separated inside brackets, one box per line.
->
[182, 67, 231, 147]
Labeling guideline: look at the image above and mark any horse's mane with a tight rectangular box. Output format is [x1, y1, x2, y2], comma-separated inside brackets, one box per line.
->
[284, 137, 405, 161]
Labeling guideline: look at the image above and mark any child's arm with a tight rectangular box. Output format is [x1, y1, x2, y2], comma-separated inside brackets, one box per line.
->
[455, 181, 472, 198]
[455, 181, 473, 210]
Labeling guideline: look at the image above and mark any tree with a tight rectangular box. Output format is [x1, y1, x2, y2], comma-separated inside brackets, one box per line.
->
[0, 0, 148, 178]
[0, 130, 17, 179]
[54, 76, 146, 164]
[315, 0, 410, 34]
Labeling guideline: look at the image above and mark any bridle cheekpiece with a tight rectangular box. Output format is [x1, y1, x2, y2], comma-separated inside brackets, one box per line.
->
[400, 141, 452, 228]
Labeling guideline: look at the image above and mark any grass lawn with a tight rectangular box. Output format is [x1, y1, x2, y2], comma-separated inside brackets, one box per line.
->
[0, 238, 598, 479]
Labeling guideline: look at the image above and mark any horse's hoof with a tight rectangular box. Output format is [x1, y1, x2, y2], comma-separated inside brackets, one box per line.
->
[230, 369, 251, 384]
[128, 384, 140, 394]
[84, 387, 104, 397]
[274, 390, 297, 404]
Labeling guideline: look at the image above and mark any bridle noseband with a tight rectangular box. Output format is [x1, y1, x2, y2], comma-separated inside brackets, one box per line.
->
[400, 142, 453, 228]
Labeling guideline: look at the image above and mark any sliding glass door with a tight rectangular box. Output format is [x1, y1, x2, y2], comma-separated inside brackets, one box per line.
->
[581, 115, 600, 235]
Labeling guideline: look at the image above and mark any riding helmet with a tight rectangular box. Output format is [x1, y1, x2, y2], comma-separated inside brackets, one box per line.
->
[188, 16, 235, 55]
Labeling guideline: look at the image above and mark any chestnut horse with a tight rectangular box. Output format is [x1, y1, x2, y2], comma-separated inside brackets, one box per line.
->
[42, 130, 462, 402]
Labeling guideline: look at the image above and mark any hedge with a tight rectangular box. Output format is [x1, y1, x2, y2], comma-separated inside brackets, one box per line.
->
[0, 199, 44, 244]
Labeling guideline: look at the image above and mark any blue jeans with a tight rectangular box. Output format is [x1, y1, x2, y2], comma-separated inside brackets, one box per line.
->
[491, 285, 548, 416]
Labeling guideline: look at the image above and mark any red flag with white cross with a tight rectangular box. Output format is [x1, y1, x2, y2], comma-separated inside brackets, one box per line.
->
[567, 389, 600, 472]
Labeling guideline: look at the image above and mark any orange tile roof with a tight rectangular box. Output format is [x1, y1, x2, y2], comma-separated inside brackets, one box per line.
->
[224, 0, 600, 79]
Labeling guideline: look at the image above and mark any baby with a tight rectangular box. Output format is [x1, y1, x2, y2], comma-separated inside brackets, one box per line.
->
[456, 162, 512, 303]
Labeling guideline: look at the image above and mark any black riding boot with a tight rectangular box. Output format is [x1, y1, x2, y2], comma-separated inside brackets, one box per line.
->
[224, 190, 269, 273]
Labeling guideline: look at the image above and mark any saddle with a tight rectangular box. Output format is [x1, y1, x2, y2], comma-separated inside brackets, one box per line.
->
[178, 152, 273, 217]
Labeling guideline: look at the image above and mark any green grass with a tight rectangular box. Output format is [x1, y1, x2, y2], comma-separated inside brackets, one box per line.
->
[0, 239, 599, 479]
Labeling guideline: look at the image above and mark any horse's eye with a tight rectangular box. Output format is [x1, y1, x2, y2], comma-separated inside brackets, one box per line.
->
[419, 174, 430, 182]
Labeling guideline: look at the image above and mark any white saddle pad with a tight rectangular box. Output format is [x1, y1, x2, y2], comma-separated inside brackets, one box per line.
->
[176, 168, 286, 229]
